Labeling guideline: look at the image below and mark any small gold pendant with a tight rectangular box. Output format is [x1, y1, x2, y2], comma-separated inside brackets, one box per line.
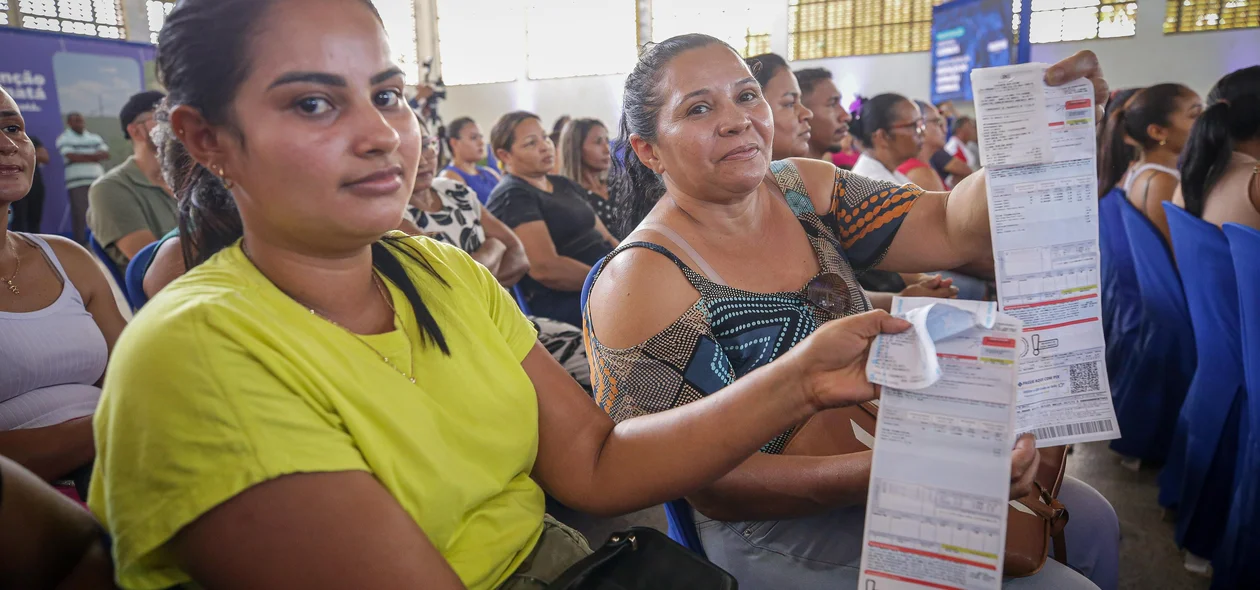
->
[4, 281, 16, 295]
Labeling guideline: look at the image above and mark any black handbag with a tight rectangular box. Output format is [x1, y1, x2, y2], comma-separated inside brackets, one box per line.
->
[549, 527, 738, 590]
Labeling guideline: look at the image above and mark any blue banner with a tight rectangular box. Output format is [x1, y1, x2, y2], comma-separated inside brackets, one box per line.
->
[0, 28, 156, 235]
[930, 0, 1015, 104]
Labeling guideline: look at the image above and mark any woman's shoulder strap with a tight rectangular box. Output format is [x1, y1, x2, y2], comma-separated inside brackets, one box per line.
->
[600, 239, 711, 294]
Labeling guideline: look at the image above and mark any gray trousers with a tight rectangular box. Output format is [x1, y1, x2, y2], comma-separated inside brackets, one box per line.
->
[68, 185, 90, 245]
[696, 476, 1120, 590]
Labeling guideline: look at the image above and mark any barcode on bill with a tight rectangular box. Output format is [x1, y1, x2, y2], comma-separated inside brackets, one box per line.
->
[1030, 419, 1114, 441]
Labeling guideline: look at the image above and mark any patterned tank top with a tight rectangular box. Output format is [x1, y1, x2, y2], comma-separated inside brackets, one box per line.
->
[584, 160, 922, 453]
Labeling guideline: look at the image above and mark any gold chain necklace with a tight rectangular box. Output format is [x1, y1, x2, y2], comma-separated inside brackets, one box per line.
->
[2, 236, 21, 295]
[244, 246, 417, 384]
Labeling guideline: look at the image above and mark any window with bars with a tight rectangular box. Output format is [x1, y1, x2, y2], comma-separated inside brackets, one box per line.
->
[15, 0, 125, 39]
[653, 0, 775, 58]
[145, 0, 173, 43]
[1027, 0, 1136, 42]
[788, 0, 936, 60]
[1164, 0, 1259, 32]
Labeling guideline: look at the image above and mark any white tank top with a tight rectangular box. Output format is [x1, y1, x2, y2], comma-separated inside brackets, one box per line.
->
[0, 234, 107, 430]
[1123, 163, 1180, 196]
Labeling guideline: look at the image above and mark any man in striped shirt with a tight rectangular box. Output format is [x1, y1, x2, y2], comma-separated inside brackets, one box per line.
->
[55, 113, 109, 244]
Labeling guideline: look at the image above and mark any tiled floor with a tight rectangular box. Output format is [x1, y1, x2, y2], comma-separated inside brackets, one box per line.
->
[552, 441, 1216, 589]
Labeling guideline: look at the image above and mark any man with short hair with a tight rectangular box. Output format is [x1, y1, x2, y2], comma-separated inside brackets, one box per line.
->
[945, 115, 979, 170]
[794, 67, 852, 161]
[56, 112, 110, 244]
[86, 91, 176, 274]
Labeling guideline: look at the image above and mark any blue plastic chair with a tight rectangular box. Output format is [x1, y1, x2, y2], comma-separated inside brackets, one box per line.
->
[123, 239, 162, 310]
[1099, 188, 1142, 382]
[578, 256, 708, 555]
[512, 284, 532, 316]
[1110, 199, 1194, 463]
[1160, 204, 1245, 558]
[1215, 223, 1260, 587]
[86, 229, 136, 310]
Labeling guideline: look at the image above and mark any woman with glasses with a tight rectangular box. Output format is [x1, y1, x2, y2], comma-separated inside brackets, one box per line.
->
[849, 93, 924, 185]
[899, 100, 968, 192]
[585, 34, 1120, 589]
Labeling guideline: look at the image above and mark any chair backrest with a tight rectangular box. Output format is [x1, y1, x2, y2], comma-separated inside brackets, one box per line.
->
[579, 257, 605, 316]
[86, 229, 133, 309]
[1163, 203, 1243, 374]
[1119, 199, 1195, 366]
[124, 239, 162, 310]
[511, 284, 532, 316]
[1224, 223, 1260, 434]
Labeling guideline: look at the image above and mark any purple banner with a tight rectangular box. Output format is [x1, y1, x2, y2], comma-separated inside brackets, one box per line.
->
[0, 28, 156, 235]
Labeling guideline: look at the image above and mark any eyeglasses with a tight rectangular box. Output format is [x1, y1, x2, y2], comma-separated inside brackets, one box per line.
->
[805, 272, 852, 314]
[889, 119, 926, 135]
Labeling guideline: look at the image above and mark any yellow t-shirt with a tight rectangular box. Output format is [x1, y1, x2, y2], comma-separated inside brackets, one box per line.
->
[89, 236, 544, 590]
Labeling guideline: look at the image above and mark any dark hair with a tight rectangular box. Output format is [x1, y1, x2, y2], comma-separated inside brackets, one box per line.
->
[490, 110, 542, 157]
[850, 93, 910, 149]
[611, 34, 734, 236]
[119, 90, 166, 139]
[550, 115, 570, 147]
[794, 67, 833, 97]
[560, 117, 606, 185]
[1098, 83, 1192, 204]
[66, 112, 82, 121]
[445, 116, 475, 154]
[744, 53, 790, 90]
[951, 115, 974, 134]
[154, 0, 449, 353]
[1096, 87, 1143, 198]
[1181, 66, 1260, 217]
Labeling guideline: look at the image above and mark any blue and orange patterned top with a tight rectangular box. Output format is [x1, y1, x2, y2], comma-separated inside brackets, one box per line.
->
[583, 160, 922, 453]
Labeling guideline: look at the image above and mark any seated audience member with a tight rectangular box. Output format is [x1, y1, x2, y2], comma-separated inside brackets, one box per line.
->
[850, 93, 922, 184]
[747, 61, 953, 303]
[746, 53, 814, 162]
[486, 111, 617, 327]
[0, 455, 117, 589]
[90, 5, 906, 590]
[0, 87, 126, 499]
[588, 34, 1119, 589]
[1175, 66, 1260, 230]
[1097, 88, 1145, 198]
[899, 100, 949, 191]
[917, 101, 973, 189]
[559, 118, 619, 235]
[440, 117, 502, 204]
[945, 114, 979, 171]
[549, 114, 570, 174]
[831, 133, 860, 170]
[7, 135, 47, 233]
[86, 91, 177, 274]
[402, 118, 591, 390]
[795, 67, 852, 162]
[1107, 84, 1201, 244]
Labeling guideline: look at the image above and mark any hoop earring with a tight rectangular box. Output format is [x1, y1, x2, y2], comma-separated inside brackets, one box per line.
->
[213, 164, 236, 190]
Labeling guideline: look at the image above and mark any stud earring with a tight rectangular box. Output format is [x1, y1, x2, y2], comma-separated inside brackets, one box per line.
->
[1159, 139, 1167, 146]
[213, 164, 236, 190]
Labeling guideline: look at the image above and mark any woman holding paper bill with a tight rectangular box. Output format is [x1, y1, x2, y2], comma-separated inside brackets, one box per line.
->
[586, 34, 1119, 590]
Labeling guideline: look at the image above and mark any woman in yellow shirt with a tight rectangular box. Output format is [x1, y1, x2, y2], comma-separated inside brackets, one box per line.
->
[88, 1, 912, 589]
